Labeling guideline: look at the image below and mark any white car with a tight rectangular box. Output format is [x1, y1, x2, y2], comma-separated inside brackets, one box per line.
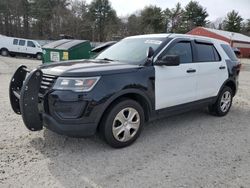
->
[0, 35, 43, 60]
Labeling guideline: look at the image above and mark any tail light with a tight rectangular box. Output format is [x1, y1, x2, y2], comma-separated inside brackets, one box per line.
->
[236, 63, 241, 75]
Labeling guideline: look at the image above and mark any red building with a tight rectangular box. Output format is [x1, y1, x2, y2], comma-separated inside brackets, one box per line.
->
[188, 27, 250, 58]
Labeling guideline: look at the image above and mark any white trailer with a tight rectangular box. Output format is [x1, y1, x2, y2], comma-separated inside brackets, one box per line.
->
[0, 35, 43, 60]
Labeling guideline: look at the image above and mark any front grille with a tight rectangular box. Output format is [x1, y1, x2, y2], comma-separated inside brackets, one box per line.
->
[39, 74, 57, 96]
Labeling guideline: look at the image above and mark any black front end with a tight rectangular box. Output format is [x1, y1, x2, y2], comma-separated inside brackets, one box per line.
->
[9, 65, 99, 137]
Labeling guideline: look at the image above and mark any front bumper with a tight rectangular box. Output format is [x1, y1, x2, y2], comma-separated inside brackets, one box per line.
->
[43, 113, 96, 137]
[9, 65, 98, 137]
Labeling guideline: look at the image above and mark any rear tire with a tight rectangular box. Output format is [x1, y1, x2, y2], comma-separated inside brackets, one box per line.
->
[1, 49, 9, 56]
[208, 86, 233, 117]
[100, 99, 144, 148]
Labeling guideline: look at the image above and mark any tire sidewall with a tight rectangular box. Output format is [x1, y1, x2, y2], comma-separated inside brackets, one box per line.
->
[215, 86, 233, 116]
[101, 99, 145, 148]
[36, 53, 42, 60]
[1, 49, 9, 56]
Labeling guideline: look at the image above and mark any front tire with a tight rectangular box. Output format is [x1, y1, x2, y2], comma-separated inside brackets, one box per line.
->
[100, 99, 145, 148]
[208, 86, 233, 116]
[36, 53, 42, 60]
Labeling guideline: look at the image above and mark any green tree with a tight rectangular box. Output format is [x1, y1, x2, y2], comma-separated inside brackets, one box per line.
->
[164, 3, 185, 33]
[140, 6, 164, 33]
[127, 14, 142, 35]
[0, 0, 27, 37]
[223, 10, 243, 32]
[21, 0, 30, 37]
[242, 19, 250, 36]
[30, 0, 54, 38]
[184, 1, 209, 32]
[88, 0, 118, 41]
[30, 0, 70, 38]
[70, 0, 92, 39]
[0, 0, 16, 36]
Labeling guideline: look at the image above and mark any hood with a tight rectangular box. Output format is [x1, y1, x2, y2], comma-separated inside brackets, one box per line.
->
[39, 59, 142, 77]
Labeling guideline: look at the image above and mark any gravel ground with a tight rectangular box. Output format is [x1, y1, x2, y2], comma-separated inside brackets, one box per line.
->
[0, 56, 250, 188]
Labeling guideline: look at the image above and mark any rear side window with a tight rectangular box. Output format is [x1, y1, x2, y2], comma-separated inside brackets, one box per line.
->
[213, 47, 221, 61]
[13, 39, 18, 45]
[161, 42, 193, 64]
[27, 41, 35, 48]
[221, 44, 238, 61]
[195, 43, 221, 62]
[19, 40, 25, 46]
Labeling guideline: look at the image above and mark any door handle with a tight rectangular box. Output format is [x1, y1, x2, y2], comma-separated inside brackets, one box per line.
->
[186, 69, 196, 73]
[219, 66, 226, 70]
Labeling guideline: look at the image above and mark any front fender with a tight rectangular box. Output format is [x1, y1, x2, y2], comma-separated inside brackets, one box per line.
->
[95, 88, 154, 125]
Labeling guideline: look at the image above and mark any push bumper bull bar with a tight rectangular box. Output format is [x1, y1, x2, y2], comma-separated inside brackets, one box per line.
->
[9, 65, 43, 131]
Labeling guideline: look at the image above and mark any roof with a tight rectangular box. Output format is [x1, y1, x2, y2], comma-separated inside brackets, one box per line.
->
[201, 27, 250, 43]
[125, 33, 228, 45]
[43, 39, 89, 50]
[127, 34, 171, 39]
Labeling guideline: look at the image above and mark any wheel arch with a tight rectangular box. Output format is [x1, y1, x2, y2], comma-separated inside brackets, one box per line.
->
[97, 89, 153, 130]
[0, 47, 9, 52]
[36, 52, 43, 59]
[219, 79, 237, 97]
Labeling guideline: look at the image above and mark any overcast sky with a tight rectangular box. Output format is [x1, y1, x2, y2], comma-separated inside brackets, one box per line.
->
[85, 0, 250, 21]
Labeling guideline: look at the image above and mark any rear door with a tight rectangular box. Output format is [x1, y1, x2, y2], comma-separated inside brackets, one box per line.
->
[194, 40, 228, 100]
[18, 39, 27, 54]
[10, 38, 19, 52]
[154, 38, 198, 110]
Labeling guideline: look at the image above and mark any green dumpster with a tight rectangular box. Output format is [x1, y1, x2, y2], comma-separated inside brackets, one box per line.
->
[42, 39, 91, 63]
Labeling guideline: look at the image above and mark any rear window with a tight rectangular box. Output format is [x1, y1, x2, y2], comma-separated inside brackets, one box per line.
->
[195, 43, 221, 62]
[221, 44, 238, 61]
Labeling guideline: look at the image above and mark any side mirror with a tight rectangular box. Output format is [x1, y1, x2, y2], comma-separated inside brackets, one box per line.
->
[147, 47, 154, 58]
[156, 55, 180, 66]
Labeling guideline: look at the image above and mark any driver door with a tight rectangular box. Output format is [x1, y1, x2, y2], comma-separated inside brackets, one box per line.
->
[154, 39, 198, 110]
[27, 41, 37, 55]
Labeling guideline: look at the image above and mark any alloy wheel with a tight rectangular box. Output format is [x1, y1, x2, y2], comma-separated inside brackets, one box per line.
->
[112, 107, 140, 142]
[220, 91, 232, 113]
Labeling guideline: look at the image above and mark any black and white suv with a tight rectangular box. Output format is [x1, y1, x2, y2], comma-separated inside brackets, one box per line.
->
[9, 34, 241, 148]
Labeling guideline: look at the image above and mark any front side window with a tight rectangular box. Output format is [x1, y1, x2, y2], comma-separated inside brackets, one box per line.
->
[196, 43, 220, 62]
[13, 39, 18, 45]
[19, 40, 25, 46]
[159, 41, 193, 64]
[27, 41, 35, 48]
[96, 37, 166, 65]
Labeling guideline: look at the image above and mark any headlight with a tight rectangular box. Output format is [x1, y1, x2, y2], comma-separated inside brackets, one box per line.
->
[53, 77, 100, 92]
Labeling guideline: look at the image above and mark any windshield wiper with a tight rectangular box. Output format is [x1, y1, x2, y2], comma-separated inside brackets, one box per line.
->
[100, 58, 115, 61]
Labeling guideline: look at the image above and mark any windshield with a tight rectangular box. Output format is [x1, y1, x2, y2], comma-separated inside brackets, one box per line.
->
[96, 37, 165, 64]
